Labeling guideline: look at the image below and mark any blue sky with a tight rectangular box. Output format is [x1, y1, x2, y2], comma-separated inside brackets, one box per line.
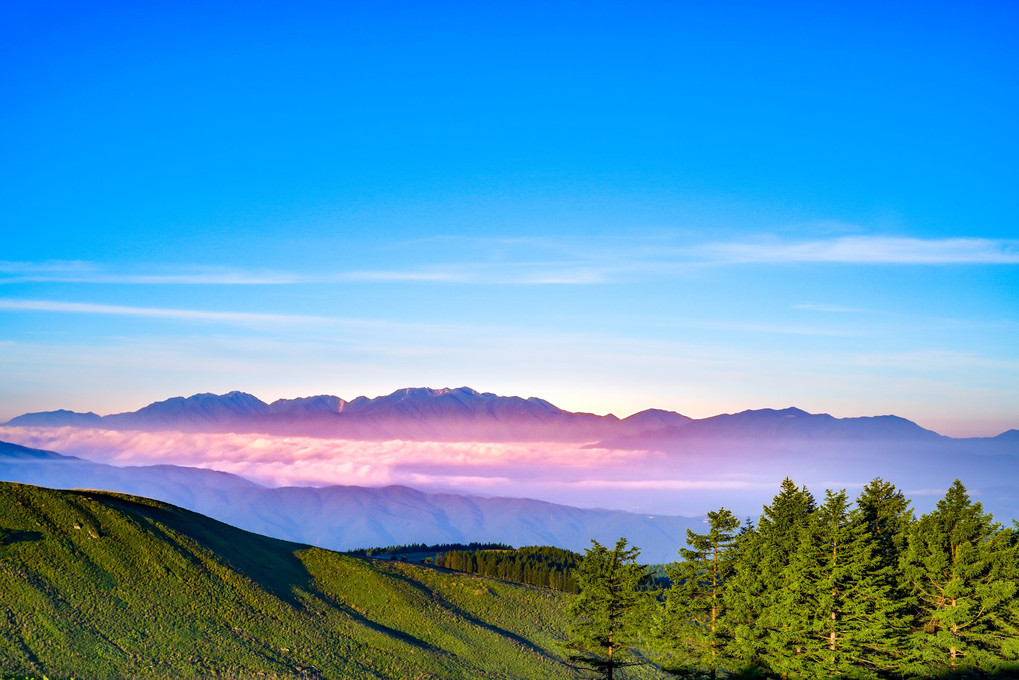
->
[2, 0, 1017, 436]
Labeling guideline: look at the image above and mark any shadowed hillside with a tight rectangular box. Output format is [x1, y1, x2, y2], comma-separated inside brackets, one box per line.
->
[0, 480, 667, 680]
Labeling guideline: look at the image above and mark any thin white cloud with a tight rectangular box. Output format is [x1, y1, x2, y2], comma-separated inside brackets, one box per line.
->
[7, 234, 1010, 293]
[339, 262, 614, 285]
[339, 235, 1019, 284]
[686, 320, 854, 337]
[0, 260, 98, 274]
[69, 273, 304, 284]
[0, 261, 302, 285]
[0, 299, 327, 325]
[3, 235, 1015, 292]
[339, 269, 466, 283]
[706, 236, 1019, 265]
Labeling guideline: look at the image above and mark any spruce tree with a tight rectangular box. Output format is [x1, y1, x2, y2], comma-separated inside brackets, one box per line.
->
[566, 538, 654, 680]
[855, 477, 913, 575]
[659, 507, 741, 679]
[900, 479, 1019, 676]
[774, 489, 906, 679]
[725, 478, 815, 677]
[852, 478, 913, 673]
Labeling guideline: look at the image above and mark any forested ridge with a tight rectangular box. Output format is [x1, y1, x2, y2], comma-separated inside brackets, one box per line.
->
[569, 477, 1019, 679]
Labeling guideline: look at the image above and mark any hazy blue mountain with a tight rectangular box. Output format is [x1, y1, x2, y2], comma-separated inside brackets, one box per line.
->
[0, 440, 73, 460]
[0, 440, 700, 562]
[618, 408, 693, 430]
[6, 408, 104, 428]
[993, 429, 1019, 443]
[594, 407, 945, 450]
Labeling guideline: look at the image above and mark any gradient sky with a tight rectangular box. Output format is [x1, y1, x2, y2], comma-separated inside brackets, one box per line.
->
[2, 1, 1017, 436]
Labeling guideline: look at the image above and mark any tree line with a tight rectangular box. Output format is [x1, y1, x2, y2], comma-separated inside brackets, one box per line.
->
[566, 478, 1019, 679]
[439, 545, 581, 593]
[346, 541, 511, 557]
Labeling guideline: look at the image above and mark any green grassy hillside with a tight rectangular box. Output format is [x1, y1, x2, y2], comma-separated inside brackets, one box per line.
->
[0, 480, 639, 680]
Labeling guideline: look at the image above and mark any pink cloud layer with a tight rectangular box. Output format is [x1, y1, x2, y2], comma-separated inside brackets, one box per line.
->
[0, 426, 810, 515]
[0, 426, 656, 490]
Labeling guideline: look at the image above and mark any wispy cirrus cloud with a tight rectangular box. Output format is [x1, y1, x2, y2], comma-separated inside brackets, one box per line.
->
[704, 236, 1019, 265]
[0, 260, 97, 275]
[0, 261, 303, 285]
[4, 235, 1014, 289]
[0, 299, 327, 325]
[338, 260, 617, 285]
[337, 235, 1019, 283]
[0, 300, 471, 341]
[1, 257, 618, 286]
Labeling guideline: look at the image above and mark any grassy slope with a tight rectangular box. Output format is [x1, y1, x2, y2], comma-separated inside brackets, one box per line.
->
[0, 480, 638, 680]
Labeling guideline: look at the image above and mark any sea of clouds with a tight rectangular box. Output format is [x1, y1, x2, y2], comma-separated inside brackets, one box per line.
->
[0, 425, 769, 514]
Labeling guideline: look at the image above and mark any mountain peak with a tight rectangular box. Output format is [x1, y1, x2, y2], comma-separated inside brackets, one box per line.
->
[102, 391, 271, 430]
[4, 409, 103, 428]
[268, 395, 346, 416]
[388, 386, 482, 399]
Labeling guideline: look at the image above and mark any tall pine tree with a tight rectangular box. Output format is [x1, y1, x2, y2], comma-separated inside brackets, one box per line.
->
[567, 538, 655, 680]
[855, 477, 913, 577]
[659, 507, 741, 679]
[900, 480, 1019, 676]
[725, 478, 815, 677]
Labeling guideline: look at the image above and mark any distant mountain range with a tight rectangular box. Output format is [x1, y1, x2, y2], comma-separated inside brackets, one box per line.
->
[3, 387, 688, 441]
[0, 440, 701, 563]
[4, 388, 1017, 532]
[6, 386, 1015, 445]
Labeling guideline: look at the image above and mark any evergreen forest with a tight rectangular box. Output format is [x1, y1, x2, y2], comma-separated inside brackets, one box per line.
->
[639, 477, 1019, 679]
[345, 541, 513, 557]
[439, 545, 582, 593]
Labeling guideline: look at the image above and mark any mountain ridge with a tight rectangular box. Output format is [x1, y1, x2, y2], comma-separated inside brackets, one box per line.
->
[6, 386, 999, 442]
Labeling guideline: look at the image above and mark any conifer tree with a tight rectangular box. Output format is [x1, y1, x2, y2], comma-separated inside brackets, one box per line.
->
[855, 478, 913, 575]
[725, 478, 815, 676]
[900, 479, 1019, 676]
[774, 489, 906, 679]
[659, 507, 741, 679]
[567, 538, 654, 680]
